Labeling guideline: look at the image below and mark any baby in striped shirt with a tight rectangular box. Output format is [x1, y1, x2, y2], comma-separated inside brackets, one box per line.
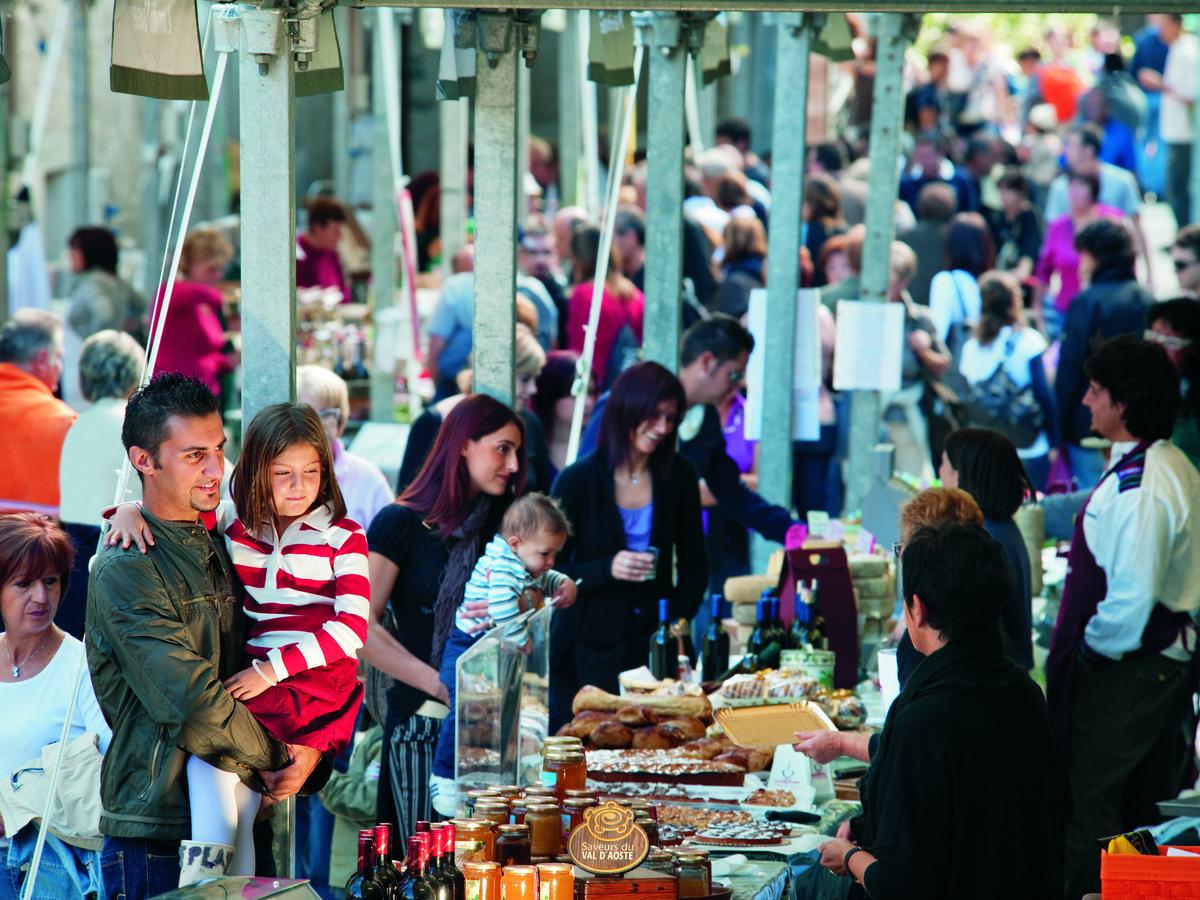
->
[430, 493, 576, 813]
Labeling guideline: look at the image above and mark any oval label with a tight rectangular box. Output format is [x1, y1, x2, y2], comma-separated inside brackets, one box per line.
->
[566, 801, 650, 876]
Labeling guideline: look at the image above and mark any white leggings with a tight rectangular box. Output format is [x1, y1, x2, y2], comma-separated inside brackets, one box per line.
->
[187, 755, 261, 877]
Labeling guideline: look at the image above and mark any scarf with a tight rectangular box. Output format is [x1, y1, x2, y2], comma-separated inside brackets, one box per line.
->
[430, 496, 493, 669]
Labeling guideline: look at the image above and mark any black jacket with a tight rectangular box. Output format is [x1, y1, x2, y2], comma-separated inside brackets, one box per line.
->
[549, 451, 706, 724]
[1055, 267, 1153, 445]
[851, 633, 1070, 899]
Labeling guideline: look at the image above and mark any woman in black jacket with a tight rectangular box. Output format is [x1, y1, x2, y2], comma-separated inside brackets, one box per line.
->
[549, 362, 706, 728]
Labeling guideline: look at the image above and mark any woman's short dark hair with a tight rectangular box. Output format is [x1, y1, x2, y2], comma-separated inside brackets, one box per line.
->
[1075, 218, 1135, 273]
[803, 173, 842, 224]
[1084, 335, 1181, 442]
[121, 373, 221, 477]
[902, 521, 1010, 642]
[69, 227, 119, 275]
[944, 212, 995, 276]
[306, 196, 348, 227]
[0, 513, 76, 624]
[1067, 170, 1101, 204]
[598, 362, 686, 474]
[1148, 298, 1200, 415]
[943, 428, 1033, 520]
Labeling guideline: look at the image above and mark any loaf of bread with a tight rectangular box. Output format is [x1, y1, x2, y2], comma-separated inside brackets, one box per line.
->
[675, 737, 726, 760]
[658, 716, 706, 745]
[590, 721, 635, 749]
[713, 749, 752, 770]
[616, 705, 659, 727]
[632, 726, 674, 750]
[556, 710, 614, 740]
[572, 685, 712, 721]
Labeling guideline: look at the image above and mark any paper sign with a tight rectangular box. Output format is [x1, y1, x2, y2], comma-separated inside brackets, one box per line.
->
[807, 511, 830, 538]
[833, 301, 905, 392]
[744, 288, 822, 442]
[766, 744, 815, 810]
[826, 520, 846, 542]
[854, 528, 876, 554]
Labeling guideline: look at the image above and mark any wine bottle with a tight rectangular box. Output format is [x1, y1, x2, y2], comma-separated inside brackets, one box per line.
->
[701, 594, 730, 680]
[745, 593, 770, 662]
[347, 830, 386, 900]
[768, 596, 787, 648]
[374, 824, 404, 898]
[806, 580, 828, 651]
[438, 823, 465, 900]
[426, 827, 454, 900]
[788, 583, 812, 651]
[399, 835, 436, 900]
[648, 598, 675, 679]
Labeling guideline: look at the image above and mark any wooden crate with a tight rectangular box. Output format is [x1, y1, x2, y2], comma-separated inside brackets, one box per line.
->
[574, 867, 678, 900]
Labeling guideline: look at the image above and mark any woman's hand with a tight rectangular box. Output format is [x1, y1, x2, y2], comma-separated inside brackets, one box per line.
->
[836, 820, 853, 841]
[907, 330, 931, 355]
[225, 664, 276, 701]
[611, 551, 655, 582]
[818, 838, 855, 877]
[551, 579, 578, 610]
[793, 730, 844, 764]
[105, 503, 154, 552]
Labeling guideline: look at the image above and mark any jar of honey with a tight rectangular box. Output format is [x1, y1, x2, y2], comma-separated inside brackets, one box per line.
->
[510, 799, 529, 826]
[522, 786, 556, 801]
[453, 819, 496, 865]
[466, 790, 504, 817]
[562, 789, 597, 802]
[475, 800, 511, 826]
[464, 861, 502, 900]
[496, 824, 532, 867]
[500, 865, 539, 900]
[541, 747, 586, 801]
[525, 803, 561, 857]
[674, 853, 711, 899]
[536, 863, 575, 900]
[644, 851, 675, 876]
[494, 785, 523, 801]
[561, 797, 596, 845]
[634, 815, 658, 849]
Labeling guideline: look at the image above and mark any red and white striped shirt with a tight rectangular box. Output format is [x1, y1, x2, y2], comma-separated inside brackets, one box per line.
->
[215, 502, 371, 683]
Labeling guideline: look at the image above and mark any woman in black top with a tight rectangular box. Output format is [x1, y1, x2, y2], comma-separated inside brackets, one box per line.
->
[549, 362, 706, 728]
[938, 428, 1036, 669]
[364, 395, 526, 840]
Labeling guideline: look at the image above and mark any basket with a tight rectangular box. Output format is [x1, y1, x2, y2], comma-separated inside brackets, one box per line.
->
[1101, 846, 1200, 898]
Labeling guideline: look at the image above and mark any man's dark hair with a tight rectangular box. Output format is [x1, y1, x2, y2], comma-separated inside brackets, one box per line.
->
[680, 314, 755, 368]
[306, 196, 347, 228]
[1074, 218, 1135, 273]
[1174, 223, 1200, 259]
[901, 521, 1010, 643]
[1067, 169, 1102, 203]
[1017, 47, 1042, 63]
[715, 118, 751, 147]
[69, 227, 119, 275]
[915, 182, 957, 222]
[944, 212, 995, 276]
[996, 169, 1029, 197]
[1070, 122, 1105, 157]
[1084, 335, 1181, 441]
[1166, 13, 1184, 24]
[122, 373, 221, 476]
[965, 135, 993, 165]
[810, 142, 846, 174]
[613, 207, 645, 247]
[943, 429, 1033, 520]
[927, 48, 949, 66]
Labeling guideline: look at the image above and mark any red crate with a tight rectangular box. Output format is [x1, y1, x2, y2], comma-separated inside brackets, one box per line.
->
[1101, 846, 1200, 898]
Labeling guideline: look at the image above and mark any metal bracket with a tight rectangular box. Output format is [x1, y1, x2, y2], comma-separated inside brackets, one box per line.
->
[773, 11, 825, 38]
[632, 11, 681, 54]
[515, 12, 542, 66]
[241, 6, 285, 75]
[476, 12, 513, 68]
[212, 4, 242, 54]
[291, 14, 318, 71]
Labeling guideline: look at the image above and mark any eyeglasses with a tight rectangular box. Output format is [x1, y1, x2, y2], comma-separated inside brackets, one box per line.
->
[318, 407, 342, 426]
[891, 542, 903, 559]
[728, 369, 745, 384]
[1144, 329, 1194, 352]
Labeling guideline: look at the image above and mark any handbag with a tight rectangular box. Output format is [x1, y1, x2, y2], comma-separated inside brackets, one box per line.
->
[943, 271, 973, 362]
[943, 332, 1044, 448]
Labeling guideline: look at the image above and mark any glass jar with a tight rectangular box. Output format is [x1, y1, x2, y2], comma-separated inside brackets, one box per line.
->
[464, 861, 502, 900]
[476, 801, 511, 827]
[541, 748, 586, 801]
[561, 798, 596, 845]
[500, 865, 539, 900]
[522, 786, 557, 802]
[674, 853, 711, 899]
[536, 863, 575, 900]
[644, 851, 675, 876]
[453, 819, 496, 865]
[510, 800, 529, 826]
[496, 824, 533, 867]
[494, 785, 523, 801]
[634, 815, 658, 849]
[525, 803, 562, 857]
[627, 800, 656, 821]
[562, 789, 597, 802]
[466, 790, 504, 817]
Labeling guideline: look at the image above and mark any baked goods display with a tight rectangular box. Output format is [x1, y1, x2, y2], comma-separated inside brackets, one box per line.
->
[689, 822, 794, 846]
[585, 749, 747, 786]
[572, 685, 712, 720]
[655, 804, 752, 830]
[746, 789, 797, 807]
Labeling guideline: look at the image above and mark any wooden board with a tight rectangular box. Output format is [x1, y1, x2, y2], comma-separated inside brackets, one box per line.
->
[574, 866, 678, 900]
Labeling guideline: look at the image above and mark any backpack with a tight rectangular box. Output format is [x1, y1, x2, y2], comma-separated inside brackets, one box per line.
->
[944, 332, 1044, 448]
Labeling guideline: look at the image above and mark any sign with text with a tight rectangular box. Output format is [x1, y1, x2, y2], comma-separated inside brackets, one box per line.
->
[567, 801, 650, 875]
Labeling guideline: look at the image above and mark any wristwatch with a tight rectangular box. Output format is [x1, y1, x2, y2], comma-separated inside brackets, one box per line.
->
[843, 845, 864, 876]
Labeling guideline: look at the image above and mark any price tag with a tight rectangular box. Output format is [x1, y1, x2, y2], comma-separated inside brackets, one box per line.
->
[766, 744, 814, 809]
[806, 511, 830, 539]
[827, 520, 846, 542]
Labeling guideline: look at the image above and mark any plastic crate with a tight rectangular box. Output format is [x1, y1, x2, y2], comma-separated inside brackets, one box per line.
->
[1101, 846, 1200, 897]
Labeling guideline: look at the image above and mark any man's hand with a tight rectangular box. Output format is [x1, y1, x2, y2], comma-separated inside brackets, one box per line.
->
[818, 838, 855, 876]
[793, 730, 844, 764]
[225, 664, 275, 701]
[260, 744, 323, 801]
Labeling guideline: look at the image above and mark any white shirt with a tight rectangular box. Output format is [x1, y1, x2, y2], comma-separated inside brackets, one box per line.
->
[928, 270, 981, 343]
[1083, 440, 1200, 659]
[0, 635, 111, 785]
[1163, 33, 1200, 144]
[58, 398, 141, 526]
[333, 439, 394, 532]
[959, 326, 1050, 458]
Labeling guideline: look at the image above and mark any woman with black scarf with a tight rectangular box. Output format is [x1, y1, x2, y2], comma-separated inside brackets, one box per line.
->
[795, 522, 1068, 899]
[361, 395, 526, 842]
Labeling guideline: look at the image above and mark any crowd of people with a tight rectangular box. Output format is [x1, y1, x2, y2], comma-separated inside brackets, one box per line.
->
[1, 14, 1200, 900]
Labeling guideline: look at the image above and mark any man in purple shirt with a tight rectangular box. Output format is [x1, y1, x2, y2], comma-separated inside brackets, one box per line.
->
[296, 196, 351, 303]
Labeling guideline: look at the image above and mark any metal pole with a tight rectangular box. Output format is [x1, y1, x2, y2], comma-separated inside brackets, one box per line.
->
[1192, 47, 1200, 224]
[518, 60, 531, 217]
[332, 5, 352, 203]
[370, 12, 397, 422]
[140, 100, 163, 296]
[557, 12, 581, 208]
[439, 99, 468, 277]
[844, 12, 915, 512]
[752, 13, 813, 571]
[471, 13, 523, 406]
[71, 0, 89, 226]
[640, 13, 687, 373]
[239, 7, 297, 426]
[0, 72, 9, 322]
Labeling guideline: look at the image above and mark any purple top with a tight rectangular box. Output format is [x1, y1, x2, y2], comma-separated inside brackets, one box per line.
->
[1034, 205, 1123, 314]
[296, 234, 351, 303]
[722, 394, 756, 474]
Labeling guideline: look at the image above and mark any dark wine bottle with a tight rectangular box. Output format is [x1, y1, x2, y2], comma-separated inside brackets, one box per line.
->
[648, 598, 675, 679]
[806, 580, 828, 651]
[426, 827, 454, 900]
[768, 596, 787, 647]
[701, 594, 730, 680]
[347, 830, 386, 900]
[788, 584, 812, 650]
[398, 836, 436, 900]
[745, 593, 770, 661]
[438, 824, 465, 900]
[374, 824, 404, 898]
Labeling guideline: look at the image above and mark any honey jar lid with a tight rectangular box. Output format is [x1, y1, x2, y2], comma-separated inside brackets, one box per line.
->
[497, 824, 531, 833]
[536, 863, 575, 874]
[675, 853, 707, 863]
[563, 789, 596, 798]
[450, 818, 490, 827]
[525, 802, 561, 812]
[467, 789, 504, 798]
[503, 866, 538, 875]
[462, 861, 501, 874]
[646, 851, 673, 862]
[543, 737, 583, 747]
[562, 798, 597, 809]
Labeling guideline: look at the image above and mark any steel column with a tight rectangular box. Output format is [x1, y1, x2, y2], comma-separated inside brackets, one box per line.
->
[370, 12, 397, 421]
[752, 13, 814, 570]
[140, 100, 163, 295]
[332, 5, 352, 203]
[239, 8, 297, 425]
[71, 0, 89, 226]
[556, 12, 582, 208]
[640, 13, 687, 373]
[518, 60, 532, 215]
[844, 12, 914, 512]
[472, 13, 522, 405]
[439, 99, 469, 276]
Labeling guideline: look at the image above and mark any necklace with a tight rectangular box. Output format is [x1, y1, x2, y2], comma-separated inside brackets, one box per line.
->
[5, 630, 54, 679]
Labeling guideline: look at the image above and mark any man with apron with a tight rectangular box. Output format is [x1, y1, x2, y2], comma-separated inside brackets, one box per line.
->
[1046, 336, 1200, 899]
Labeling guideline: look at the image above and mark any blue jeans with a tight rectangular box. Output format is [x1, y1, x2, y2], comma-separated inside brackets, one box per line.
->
[432, 627, 481, 779]
[98, 837, 180, 900]
[2, 825, 102, 900]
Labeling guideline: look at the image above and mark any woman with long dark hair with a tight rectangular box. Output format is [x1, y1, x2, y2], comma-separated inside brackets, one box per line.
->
[803, 173, 846, 287]
[565, 225, 644, 387]
[533, 350, 597, 477]
[928, 212, 996, 358]
[939, 428, 1036, 670]
[362, 395, 526, 840]
[549, 362, 706, 728]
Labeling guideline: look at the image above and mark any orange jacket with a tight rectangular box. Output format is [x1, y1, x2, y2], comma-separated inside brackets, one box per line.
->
[0, 363, 77, 514]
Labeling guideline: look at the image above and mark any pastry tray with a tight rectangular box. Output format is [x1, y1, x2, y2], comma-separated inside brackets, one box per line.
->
[714, 702, 835, 748]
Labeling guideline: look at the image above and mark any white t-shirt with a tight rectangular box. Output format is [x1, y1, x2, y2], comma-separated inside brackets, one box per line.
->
[0, 634, 111, 786]
[928, 270, 981, 344]
[59, 398, 141, 526]
[1163, 33, 1200, 144]
[959, 325, 1050, 458]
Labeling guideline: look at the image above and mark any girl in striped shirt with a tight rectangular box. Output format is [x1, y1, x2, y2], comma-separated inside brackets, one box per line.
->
[109, 402, 370, 880]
